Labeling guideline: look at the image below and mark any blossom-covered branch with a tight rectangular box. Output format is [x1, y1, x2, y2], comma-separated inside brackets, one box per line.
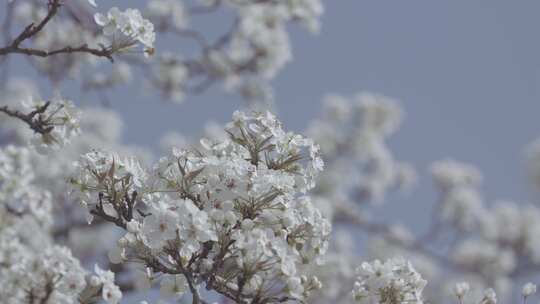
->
[3, 1, 540, 303]
[70, 111, 329, 303]
[0, 0, 63, 56]
[0, 0, 157, 68]
[0, 42, 115, 61]
[0, 0, 108, 61]
[0, 98, 80, 152]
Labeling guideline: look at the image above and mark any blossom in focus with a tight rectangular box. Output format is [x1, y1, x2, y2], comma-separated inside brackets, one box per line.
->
[94, 7, 155, 56]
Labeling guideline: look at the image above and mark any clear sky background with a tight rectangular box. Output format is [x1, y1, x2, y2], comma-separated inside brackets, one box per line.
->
[10, 0, 540, 231]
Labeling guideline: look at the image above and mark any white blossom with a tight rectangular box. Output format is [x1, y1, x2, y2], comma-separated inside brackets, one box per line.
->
[70, 110, 329, 302]
[93, 264, 123, 304]
[522, 282, 537, 297]
[454, 281, 470, 300]
[21, 98, 81, 153]
[482, 288, 497, 304]
[352, 258, 427, 304]
[94, 7, 155, 56]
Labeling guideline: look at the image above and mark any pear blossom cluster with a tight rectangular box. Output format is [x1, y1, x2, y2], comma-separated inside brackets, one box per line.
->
[430, 160, 484, 231]
[204, 0, 323, 94]
[0, 99, 128, 302]
[0, 145, 52, 229]
[451, 282, 497, 304]
[0, 78, 152, 260]
[0, 230, 123, 304]
[0, 232, 85, 304]
[8, 1, 102, 81]
[5, 1, 540, 303]
[299, 231, 360, 304]
[0, 144, 123, 304]
[298, 92, 540, 304]
[150, 52, 189, 102]
[145, 0, 188, 32]
[140, 0, 324, 104]
[306, 93, 415, 222]
[350, 258, 506, 304]
[428, 161, 540, 299]
[3, 0, 326, 106]
[0, 82, 81, 153]
[70, 111, 330, 302]
[352, 258, 427, 304]
[23, 98, 82, 153]
[94, 7, 156, 57]
[6, 83, 540, 303]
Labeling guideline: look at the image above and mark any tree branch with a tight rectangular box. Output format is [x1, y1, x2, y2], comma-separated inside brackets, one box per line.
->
[11, 0, 62, 49]
[0, 44, 114, 62]
[0, 0, 114, 62]
[0, 102, 54, 135]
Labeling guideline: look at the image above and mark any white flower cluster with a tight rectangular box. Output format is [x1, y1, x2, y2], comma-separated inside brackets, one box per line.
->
[522, 282, 537, 302]
[352, 258, 427, 304]
[362, 157, 540, 302]
[70, 111, 330, 302]
[88, 265, 123, 304]
[451, 281, 499, 304]
[0, 82, 81, 153]
[359, 158, 540, 302]
[22, 98, 81, 153]
[226, 0, 322, 80]
[84, 62, 132, 89]
[302, 231, 359, 304]
[227, 0, 324, 34]
[71, 149, 147, 224]
[0, 145, 53, 231]
[475, 201, 540, 264]
[94, 7, 156, 56]
[12, 2, 100, 78]
[307, 93, 415, 221]
[1, 79, 153, 262]
[145, 0, 188, 32]
[177, 0, 324, 104]
[0, 234, 86, 304]
[0, 234, 123, 304]
[150, 52, 189, 103]
[0, 145, 123, 304]
[430, 159, 484, 231]
[7, 0, 325, 106]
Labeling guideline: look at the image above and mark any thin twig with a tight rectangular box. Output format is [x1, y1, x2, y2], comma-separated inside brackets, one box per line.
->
[0, 44, 114, 61]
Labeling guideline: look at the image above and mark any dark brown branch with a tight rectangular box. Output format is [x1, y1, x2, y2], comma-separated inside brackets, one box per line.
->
[0, 101, 54, 135]
[89, 192, 128, 229]
[0, 44, 114, 62]
[11, 0, 62, 49]
[38, 279, 55, 304]
[0, 0, 114, 62]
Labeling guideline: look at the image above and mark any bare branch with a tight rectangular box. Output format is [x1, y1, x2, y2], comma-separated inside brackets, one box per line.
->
[0, 102, 54, 135]
[0, 44, 115, 62]
[11, 0, 62, 49]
